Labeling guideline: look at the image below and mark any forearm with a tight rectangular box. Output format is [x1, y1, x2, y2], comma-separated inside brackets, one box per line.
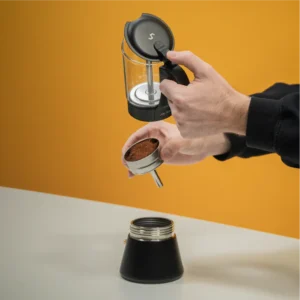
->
[246, 92, 299, 167]
[215, 83, 300, 168]
[214, 133, 271, 162]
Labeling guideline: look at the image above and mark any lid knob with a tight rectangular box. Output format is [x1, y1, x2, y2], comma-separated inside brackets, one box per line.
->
[124, 13, 175, 62]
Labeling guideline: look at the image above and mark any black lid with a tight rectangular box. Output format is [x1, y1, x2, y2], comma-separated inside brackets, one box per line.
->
[124, 13, 175, 62]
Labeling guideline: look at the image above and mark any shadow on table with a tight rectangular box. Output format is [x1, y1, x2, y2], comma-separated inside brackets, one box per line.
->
[183, 247, 299, 298]
[34, 233, 127, 277]
[33, 233, 299, 298]
[34, 232, 185, 299]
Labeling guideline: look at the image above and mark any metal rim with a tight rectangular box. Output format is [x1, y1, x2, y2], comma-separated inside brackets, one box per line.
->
[128, 82, 161, 108]
[130, 217, 174, 241]
[124, 138, 160, 163]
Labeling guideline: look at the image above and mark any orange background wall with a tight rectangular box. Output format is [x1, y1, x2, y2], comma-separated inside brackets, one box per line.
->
[0, 1, 299, 238]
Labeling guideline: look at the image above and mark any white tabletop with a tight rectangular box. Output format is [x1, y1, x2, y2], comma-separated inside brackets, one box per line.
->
[0, 187, 298, 300]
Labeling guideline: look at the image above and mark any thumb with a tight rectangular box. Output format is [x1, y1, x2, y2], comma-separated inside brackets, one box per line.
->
[160, 137, 185, 161]
[167, 50, 209, 78]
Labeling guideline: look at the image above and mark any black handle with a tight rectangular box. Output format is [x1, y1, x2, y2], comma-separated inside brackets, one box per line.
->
[159, 63, 189, 86]
[153, 41, 189, 115]
[154, 41, 190, 86]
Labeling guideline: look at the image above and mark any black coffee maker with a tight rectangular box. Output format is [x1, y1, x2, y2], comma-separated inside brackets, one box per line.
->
[121, 13, 189, 122]
[120, 217, 184, 284]
[120, 15, 185, 284]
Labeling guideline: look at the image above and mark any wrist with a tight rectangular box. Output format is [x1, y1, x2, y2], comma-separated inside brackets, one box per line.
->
[204, 133, 231, 157]
[225, 93, 251, 135]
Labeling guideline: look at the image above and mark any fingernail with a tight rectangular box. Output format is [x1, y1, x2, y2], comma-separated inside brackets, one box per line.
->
[167, 51, 176, 59]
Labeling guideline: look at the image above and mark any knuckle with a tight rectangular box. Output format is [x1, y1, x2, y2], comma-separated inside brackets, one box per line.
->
[159, 127, 169, 138]
[160, 80, 171, 91]
[150, 127, 161, 136]
[173, 94, 185, 105]
[159, 81, 166, 91]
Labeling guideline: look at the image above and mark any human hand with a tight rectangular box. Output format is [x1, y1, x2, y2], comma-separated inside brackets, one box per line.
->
[121, 121, 231, 177]
[160, 51, 251, 138]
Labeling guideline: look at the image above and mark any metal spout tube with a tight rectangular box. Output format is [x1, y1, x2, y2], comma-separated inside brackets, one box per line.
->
[150, 170, 163, 188]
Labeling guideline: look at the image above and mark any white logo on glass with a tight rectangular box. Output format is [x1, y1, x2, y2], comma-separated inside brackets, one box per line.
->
[148, 33, 155, 40]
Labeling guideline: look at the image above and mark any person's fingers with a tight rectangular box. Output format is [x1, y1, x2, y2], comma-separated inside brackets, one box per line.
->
[160, 137, 185, 161]
[121, 127, 150, 170]
[128, 170, 134, 178]
[160, 79, 187, 105]
[121, 122, 170, 170]
[176, 139, 194, 155]
[167, 51, 209, 78]
[165, 92, 177, 117]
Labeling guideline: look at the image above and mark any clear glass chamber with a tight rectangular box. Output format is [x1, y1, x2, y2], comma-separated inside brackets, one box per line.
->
[121, 39, 163, 108]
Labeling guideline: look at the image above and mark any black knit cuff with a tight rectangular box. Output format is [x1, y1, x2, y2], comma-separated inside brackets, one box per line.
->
[245, 96, 282, 152]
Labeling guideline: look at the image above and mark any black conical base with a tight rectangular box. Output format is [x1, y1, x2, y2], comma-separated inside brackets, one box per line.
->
[128, 99, 171, 122]
[120, 235, 184, 284]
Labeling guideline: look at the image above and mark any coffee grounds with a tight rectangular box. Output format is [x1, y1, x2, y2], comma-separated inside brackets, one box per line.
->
[125, 138, 159, 161]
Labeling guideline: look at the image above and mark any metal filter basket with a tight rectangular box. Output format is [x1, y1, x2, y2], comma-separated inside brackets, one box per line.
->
[124, 138, 164, 188]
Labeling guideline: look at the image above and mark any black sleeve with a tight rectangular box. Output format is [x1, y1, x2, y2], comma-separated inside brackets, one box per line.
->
[214, 83, 299, 168]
